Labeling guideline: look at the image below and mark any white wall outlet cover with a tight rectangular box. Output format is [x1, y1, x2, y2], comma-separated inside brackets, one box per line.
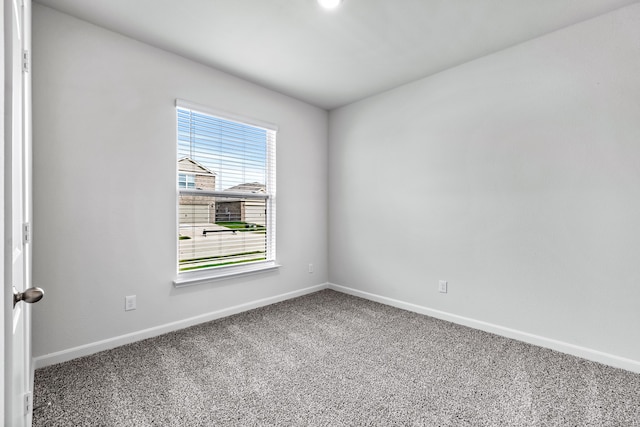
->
[439, 281, 448, 293]
[125, 295, 137, 311]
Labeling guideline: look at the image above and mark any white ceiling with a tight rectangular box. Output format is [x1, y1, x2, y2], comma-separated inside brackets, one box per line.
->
[34, 0, 638, 110]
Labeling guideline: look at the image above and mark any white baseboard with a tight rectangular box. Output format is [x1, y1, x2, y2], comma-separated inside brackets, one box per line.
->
[328, 283, 640, 374]
[34, 282, 640, 374]
[33, 283, 329, 369]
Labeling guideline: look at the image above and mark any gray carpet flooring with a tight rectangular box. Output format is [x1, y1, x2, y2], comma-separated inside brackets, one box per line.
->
[33, 289, 640, 426]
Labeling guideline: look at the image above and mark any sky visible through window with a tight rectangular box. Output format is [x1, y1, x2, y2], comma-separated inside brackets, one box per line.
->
[177, 108, 267, 190]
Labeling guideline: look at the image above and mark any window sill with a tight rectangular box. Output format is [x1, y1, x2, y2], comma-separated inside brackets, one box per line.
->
[173, 261, 280, 288]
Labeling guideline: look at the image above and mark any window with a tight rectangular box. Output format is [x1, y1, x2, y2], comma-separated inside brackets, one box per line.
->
[175, 100, 277, 285]
[178, 173, 195, 189]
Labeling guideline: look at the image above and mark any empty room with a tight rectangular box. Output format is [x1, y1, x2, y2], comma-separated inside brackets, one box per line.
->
[3, 0, 640, 425]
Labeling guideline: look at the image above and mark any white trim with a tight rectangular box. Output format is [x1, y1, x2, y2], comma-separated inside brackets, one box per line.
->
[175, 99, 279, 132]
[34, 282, 640, 373]
[33, 283, 329, 369]
[175, 102, 277, 278]
[327, 283, 640, 374]
[1, 0, 5, 415]
[177, 173, 196, 189]
[174, 261, 280, 287]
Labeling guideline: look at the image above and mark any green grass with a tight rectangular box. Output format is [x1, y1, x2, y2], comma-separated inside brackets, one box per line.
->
[179, 250, 264, 264]
[178, 224, 267, 271]
[215, 221, 246, 228]
[179, 257, 266, 271]
[216, 221, 266, 232]
[179, 251, 267, 271]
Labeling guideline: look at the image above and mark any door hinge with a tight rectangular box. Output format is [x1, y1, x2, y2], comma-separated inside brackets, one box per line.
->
[22, 50, 30, 73]
[23, 222, 31, 244]
[24, 392, 33, 414]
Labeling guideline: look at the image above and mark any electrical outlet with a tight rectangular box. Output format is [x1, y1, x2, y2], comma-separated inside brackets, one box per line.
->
[438, 280, 448, 293]
[308, 263, 314, 273]
[125, 295, 136, 311]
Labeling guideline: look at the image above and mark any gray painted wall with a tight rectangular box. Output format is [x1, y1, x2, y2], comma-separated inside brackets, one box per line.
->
[32, 5, 328, 357]
[329, 4, 640, 362]
[32, 2, 640, 367]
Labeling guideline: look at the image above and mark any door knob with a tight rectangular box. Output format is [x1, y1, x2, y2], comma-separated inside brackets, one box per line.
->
[13, 286, 44, 308]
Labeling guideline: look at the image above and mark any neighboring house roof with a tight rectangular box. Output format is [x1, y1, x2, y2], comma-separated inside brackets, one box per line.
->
[225, 182, 266, 193]
[178, 157, 216, 175]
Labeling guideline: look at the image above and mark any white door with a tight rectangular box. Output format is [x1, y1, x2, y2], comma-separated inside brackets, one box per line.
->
[3, 0, 36, 426]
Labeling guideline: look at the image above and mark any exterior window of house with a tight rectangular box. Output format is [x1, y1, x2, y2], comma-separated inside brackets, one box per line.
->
[178, 173, 195, 189]
[175, 100, 277, 284]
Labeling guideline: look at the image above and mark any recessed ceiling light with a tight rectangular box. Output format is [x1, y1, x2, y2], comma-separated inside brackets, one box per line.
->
[317, 0, 342, 10]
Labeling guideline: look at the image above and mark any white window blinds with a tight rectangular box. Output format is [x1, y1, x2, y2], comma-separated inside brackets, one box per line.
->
[176, 100, 276, 274]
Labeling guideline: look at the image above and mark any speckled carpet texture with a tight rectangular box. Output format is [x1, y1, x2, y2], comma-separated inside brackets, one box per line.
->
[33, 289, 640, 426]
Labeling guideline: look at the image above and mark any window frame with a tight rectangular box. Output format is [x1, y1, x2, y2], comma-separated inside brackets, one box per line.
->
[178, 173, 196, 189]
[173, 99, 279, 287]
